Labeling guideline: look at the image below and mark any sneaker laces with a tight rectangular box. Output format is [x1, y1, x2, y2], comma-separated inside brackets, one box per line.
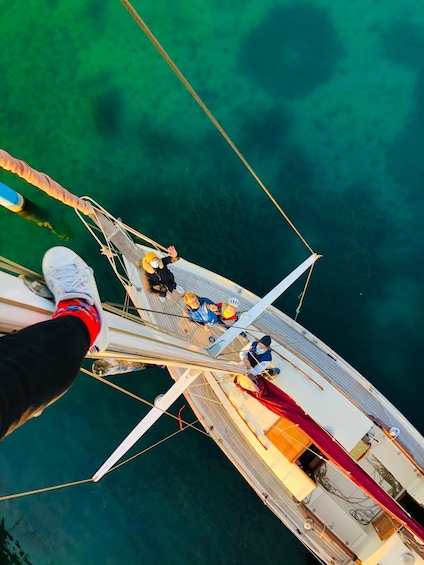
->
[47, 263, 95, 305]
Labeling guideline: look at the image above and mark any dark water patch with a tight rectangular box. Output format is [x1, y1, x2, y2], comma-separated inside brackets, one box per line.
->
[130, 126, 289, 296]
[368, 313, 424, 433]
[386, 118, 424, 191]
[385, 67, 424, 194]
[86, 0, 107, 33]
[272, 144, 391, 323]
[273, 166, 391, 330]
[283, 178, 424, 428]
[238, 103, 293, 160]
[164, 169, 253, 275]
[0, 518, 32, 564]
[322, 185, 389, 283]
[380, 21, 424, 69]
[89, 88, 123, 137]
[135, 118, 184, 164]
[414, 64, 424, 121]
[275, 144, 314, 212]
[238, 3, 344, 100]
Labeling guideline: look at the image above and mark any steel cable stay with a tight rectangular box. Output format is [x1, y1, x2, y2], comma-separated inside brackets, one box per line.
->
[119, 0, 315, 256]
[0, 367, 214, 502]
[118, 0, 319, 317]
[0, 427, 188, 502]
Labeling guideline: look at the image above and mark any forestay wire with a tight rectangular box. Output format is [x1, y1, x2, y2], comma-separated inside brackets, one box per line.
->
[0, 370, 209, 502]
[120, 0, 315, 255]
[0, 428, 186, 502]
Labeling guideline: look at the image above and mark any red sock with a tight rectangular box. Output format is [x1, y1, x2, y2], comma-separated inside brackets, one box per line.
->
[53, 299, 101, 347]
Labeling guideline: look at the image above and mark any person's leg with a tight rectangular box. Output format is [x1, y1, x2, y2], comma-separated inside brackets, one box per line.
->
[166, 279, 177, 292]
[166, 274, 184, 295]
[0, 246, 108, 439]
[0, 316, 89, 439]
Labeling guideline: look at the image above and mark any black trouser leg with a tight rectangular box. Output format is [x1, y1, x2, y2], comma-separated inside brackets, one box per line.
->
[0, 317, 90, 439]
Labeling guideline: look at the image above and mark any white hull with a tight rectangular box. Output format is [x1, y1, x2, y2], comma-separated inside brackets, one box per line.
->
[2, 210, 423, 565]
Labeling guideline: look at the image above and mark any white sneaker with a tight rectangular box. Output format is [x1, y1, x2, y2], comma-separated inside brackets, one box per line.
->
[175, 285, 185, 294]
[42, 246, 109, 352]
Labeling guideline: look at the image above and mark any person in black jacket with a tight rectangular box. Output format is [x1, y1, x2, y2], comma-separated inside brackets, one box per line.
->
[138, 246, 185, 302]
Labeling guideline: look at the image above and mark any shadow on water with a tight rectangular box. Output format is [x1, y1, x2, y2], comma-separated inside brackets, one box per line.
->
[0, 518, 32, 565]
[80, 68, 127, 139]
[238, 3, 344, 100]
[85, 0, 108, 33]
[12, 201, 74, 241]
[385, 66, 424, 198]
[237, 103, 294, 160]
[380, 20, 424, 70]
[89, 87, 124, 138]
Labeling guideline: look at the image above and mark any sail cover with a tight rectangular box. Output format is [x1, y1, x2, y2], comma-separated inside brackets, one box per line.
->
[237, 375, 424, 543]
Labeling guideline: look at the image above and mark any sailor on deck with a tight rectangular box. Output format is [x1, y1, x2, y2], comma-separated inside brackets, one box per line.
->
[183, 292, 220, 326]
[137, 246, 184, 302]
[239, 335, 280, 384]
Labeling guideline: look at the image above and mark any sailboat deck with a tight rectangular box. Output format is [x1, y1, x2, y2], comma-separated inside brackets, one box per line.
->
[122, 252, 250, 358]
[125, 244, 424, 472]
[94, 212, 424, 563]
[98, 205, 424, 471]
[178, 371, 356, 565]
[256, 308, 424, 470]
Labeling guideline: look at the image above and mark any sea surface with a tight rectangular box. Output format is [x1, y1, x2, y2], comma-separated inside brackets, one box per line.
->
[0, 1, 423, 564]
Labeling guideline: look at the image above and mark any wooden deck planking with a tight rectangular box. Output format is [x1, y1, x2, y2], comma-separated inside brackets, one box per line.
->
[182, 371, 354, 565]
[256, 308, 424, 470]
[91, 211, 424, 563]
[98, 208, 423, 471]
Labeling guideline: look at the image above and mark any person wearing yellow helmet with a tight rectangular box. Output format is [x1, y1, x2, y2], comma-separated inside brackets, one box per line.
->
[137, 245, 184, 302]
[216, 296, 240, 326]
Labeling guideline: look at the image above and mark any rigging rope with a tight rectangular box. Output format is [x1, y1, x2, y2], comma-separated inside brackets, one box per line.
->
[119, 0, 314, 255]
[0, 478, 92, 502]
[0, 255, 45, 281]
[0, 426, 191, 501]
[83, 368, 210, 437]
[295, 261, 317, 321]
[0, 149, 93, 215]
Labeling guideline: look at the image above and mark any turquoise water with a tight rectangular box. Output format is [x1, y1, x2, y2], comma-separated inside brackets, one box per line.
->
[1, 0, 424, 563]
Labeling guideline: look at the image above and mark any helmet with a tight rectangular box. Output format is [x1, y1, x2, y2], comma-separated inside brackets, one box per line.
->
[227, 297, 240, 309]
[144, 251, 157, 263]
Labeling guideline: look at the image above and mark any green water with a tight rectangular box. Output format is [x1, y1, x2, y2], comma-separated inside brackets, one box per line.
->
[1, 0, 423, 563]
